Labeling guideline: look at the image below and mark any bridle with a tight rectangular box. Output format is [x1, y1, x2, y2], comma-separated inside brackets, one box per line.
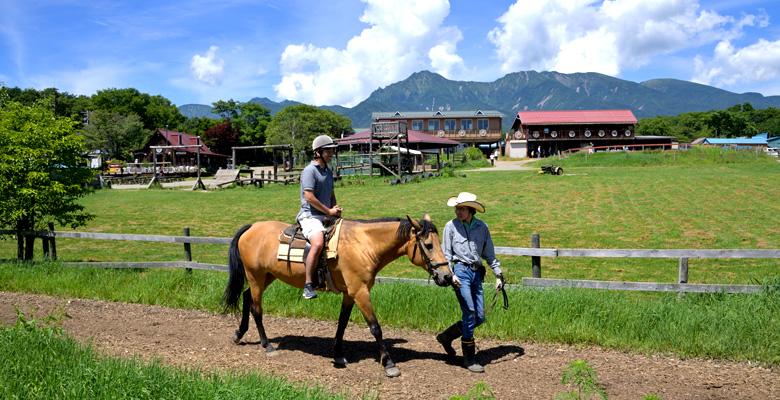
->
[412, 230, 449, 276]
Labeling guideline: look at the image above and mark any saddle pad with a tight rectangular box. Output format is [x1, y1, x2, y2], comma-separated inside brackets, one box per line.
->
[326, 219, 342, 259]
[277, 244, 305, 263]
[276, 219, 342, 262]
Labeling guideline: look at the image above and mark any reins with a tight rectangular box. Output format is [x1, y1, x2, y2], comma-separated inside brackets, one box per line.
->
[483, 284, 509, 315]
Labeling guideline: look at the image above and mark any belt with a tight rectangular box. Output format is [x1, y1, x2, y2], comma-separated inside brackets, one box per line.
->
[453, 260, 482, 271]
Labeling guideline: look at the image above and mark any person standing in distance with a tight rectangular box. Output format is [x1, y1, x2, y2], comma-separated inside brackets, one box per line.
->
[297, 135, 342, 299]
[438, 192, 504, 373]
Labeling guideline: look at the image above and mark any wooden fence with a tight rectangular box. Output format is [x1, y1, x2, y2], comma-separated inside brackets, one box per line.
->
[2, 229, 778, 294]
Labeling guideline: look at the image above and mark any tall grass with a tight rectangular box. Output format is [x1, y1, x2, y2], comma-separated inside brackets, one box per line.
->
[537, 145, 778, 168]
[0, 310, 357, 400]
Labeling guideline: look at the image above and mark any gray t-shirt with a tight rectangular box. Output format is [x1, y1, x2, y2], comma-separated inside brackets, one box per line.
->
[296, 160, 334, 220]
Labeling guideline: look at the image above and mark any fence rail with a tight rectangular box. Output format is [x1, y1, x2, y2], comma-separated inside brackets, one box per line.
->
[2, 230, 775, 293]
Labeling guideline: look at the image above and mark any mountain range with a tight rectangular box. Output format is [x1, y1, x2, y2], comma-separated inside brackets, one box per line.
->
[179, 70, 780, 130]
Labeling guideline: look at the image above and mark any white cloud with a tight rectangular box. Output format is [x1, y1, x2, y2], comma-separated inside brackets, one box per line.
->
[693, 38, 780, 87]
[274, 0, 465, 107]
[190, 46, 225, 86]
[487, 0, 752, 78]
[27, 62, 129, 97]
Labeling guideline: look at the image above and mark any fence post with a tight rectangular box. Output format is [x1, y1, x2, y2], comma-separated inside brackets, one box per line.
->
[183, 227, 192, 273]
[48, 223, 57, 261]
[43, 228, 50, 259]
[531, 233, 541, 278]
[678, 257, 688, 284]
[678, 257, 688, 297]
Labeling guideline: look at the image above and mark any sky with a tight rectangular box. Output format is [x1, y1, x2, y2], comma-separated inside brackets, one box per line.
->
[2, 0, 780, 109]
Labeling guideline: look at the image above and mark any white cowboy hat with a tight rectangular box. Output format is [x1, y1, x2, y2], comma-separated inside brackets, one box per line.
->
[446, 192, 485, 213]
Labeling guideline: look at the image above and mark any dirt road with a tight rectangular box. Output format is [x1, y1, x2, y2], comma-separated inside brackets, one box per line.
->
[2, 291, 777, 399]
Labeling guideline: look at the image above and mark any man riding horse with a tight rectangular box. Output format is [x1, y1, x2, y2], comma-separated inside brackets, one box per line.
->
[297, 135, 342, 299]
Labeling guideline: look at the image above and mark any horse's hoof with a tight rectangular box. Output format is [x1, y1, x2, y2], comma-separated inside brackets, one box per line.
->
[232, 330, 243, 344]
[384, 366, 401, 377]
[265, 345, 278, 357]
[334, 356, 347, 366]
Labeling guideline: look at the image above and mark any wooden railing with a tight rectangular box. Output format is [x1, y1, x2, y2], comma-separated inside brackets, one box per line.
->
[417, 129, 502, 141]
[2, 230, 777, 293]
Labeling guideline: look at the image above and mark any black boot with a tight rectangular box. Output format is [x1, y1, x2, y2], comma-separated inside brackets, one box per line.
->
[461, 338, 484, 373]
[436, 322, 461, 358]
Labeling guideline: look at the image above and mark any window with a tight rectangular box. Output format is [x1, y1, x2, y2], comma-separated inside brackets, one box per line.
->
[444, 119, 457, 130]
[477, 119, 489, 130]
[428, 119, 440, 131]
[412, 120, 424, 131]
[461, 119, 472, 130]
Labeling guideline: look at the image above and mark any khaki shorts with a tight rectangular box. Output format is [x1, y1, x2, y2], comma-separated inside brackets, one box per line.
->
[299, 217, 326, 240]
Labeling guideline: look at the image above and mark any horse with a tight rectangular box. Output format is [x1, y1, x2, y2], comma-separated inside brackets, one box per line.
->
[222, 213, 454, 377]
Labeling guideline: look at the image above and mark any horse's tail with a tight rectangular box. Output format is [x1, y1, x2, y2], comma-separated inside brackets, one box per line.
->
[222, 223, 253, 313]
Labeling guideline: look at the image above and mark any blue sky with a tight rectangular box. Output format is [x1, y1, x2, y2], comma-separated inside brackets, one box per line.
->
[2, 0, 780, 108]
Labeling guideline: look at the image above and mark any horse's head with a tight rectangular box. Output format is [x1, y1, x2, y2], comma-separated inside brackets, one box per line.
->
[404, 213, 454, 287]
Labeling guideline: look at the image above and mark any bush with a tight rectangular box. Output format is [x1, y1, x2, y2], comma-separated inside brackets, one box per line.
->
[461, 147, 485, 161]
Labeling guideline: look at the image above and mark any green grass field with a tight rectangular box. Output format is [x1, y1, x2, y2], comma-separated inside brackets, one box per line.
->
[3, 146, 778, 285]
[2, 147, 780, 371]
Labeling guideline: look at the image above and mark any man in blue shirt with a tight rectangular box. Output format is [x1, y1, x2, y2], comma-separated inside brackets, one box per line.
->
[297, 135, 342, 299]
[438, 192, 504, 372]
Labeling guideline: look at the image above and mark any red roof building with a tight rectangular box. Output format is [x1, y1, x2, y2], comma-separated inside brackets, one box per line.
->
[133, 129, 228, 169]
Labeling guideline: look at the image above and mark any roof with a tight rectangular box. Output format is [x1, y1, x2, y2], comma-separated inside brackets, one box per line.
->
[701, 133, 769, 146]
[336, 129, 460, 147]
[373, 110, 505, 119]
[703, 137, 768, 145]
[153, 129, 221, 156]
[513, 110, 637, 129]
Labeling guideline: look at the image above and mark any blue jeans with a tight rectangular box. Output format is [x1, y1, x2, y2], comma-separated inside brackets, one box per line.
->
[453, 263, 485, 339]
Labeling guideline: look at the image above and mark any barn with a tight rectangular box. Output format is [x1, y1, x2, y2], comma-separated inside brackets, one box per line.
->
[508, 110, 638, 158]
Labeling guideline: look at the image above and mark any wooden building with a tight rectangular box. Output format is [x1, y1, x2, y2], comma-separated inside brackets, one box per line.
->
[371, 110, 505, 147]
[511, 110, 638, 154]
[132, 129, 228, 169]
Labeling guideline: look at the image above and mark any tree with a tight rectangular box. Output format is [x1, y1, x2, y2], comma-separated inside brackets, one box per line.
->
[235, 101, 271, 145]
[91, 88, 184, 132]
[265, 104, 353, 164]
[202, 120, 239, 156]
[81, 110, 145, 161]
[0, 93, 95, 260]
[211, 99, 271, 146]
[5, 86, 93, 123]
[636, 116, 671, 137]
[180, 116, 221, 138]
[704, 110, 758, 138]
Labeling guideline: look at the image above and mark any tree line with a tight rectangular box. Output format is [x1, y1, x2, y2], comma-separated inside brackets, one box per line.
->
[2, 86, 354, 163]
[637, 103, 780, 142]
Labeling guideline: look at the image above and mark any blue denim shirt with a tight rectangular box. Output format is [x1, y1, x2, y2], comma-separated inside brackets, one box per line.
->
[442, 217, 501, 276]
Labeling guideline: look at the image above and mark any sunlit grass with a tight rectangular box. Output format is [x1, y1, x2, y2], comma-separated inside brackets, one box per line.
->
[3, 157, 780, 286]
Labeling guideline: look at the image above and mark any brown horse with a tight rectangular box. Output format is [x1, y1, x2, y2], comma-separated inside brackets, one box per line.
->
[222, 214, 453, 377]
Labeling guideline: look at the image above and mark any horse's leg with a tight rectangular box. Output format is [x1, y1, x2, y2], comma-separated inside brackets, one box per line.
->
[250, 273, 278, 355]
[232, 288, 253, 343]
[333, 295, 355, 366]
[353, 288, 400, 377]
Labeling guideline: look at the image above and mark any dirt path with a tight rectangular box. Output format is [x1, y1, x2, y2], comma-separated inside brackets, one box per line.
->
[1, 291, 777, 399]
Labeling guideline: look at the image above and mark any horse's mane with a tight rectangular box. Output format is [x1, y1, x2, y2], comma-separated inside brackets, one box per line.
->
[345, 217, 438, 239]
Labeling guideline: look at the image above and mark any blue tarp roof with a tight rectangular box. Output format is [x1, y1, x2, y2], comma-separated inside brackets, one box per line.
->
[702, 133, 768, 145]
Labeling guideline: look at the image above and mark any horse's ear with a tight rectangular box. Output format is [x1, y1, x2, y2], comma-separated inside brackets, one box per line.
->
[406, 215, 421, 231]
[422, 212, 431, 221]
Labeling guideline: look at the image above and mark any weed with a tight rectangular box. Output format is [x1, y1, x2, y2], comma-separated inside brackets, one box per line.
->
[449, 381, 496, 400]
[555, 360, 608, 400]
[11, 303, 71, 336]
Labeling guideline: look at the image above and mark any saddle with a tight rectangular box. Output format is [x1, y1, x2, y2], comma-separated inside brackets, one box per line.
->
[277, 217, 342, 292]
